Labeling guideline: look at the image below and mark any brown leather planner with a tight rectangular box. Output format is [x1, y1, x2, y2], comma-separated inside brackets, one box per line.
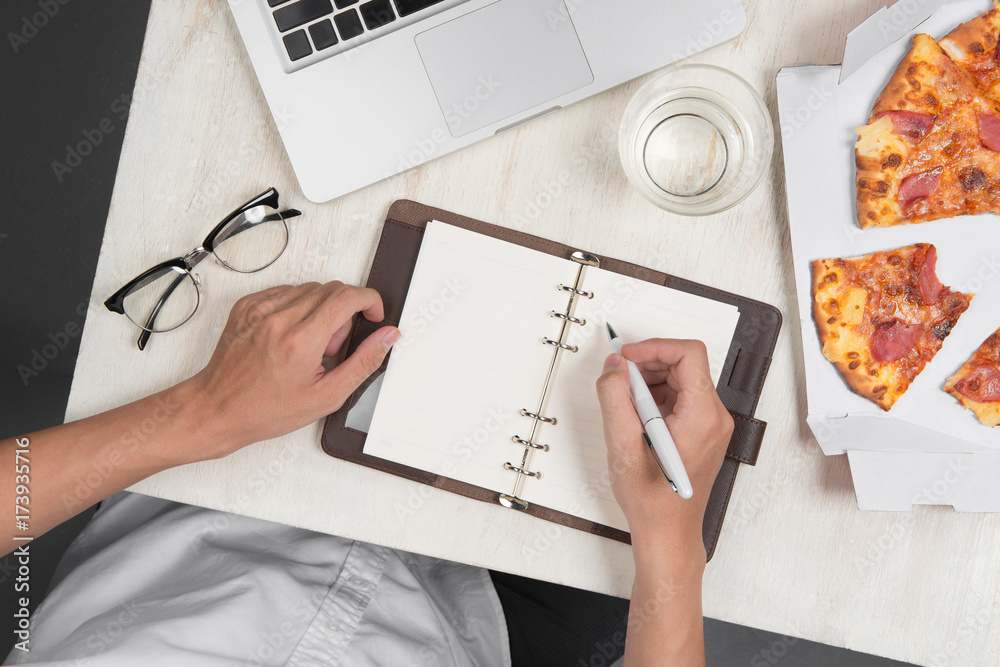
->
[322, 200, 781, 561]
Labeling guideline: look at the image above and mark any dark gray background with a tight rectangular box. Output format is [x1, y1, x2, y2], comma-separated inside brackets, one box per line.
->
[0, 1, 914, 664]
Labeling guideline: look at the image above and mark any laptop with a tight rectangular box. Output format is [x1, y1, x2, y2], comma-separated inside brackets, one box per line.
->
[228, 0, 746, 203]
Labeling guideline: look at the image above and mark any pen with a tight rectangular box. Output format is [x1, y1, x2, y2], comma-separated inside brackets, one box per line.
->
[605, 322, 694, 500]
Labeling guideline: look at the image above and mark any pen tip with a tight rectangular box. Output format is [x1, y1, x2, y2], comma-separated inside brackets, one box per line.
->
[606, 322, 617, 340]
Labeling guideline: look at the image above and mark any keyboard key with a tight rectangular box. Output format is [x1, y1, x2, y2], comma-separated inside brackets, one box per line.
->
[267, 0, 291, 7]
[282, 30, 312, 60]
[334, 0, 358, 7]
[392, 0, 445, 17]
[309, 19, 338, 50]
[334, 9, 364, 39]
[360, 0, 395, 29]
[273, 0, 333, 32]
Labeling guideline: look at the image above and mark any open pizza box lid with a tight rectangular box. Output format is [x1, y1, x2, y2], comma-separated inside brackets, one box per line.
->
[777, 0, 1000, 509]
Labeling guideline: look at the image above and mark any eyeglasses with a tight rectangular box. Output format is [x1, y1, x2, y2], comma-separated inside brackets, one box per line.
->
[104, 187, 301, 350]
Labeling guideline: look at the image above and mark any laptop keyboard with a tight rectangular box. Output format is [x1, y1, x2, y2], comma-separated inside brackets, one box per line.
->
[267, 0, 452, 63]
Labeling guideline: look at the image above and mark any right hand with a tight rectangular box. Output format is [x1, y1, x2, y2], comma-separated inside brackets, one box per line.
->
[595, 338, 733, 562]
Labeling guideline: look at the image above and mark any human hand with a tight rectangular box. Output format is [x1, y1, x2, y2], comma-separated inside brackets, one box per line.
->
[595, 339, 733, 564]
[175, 281, 398, 463]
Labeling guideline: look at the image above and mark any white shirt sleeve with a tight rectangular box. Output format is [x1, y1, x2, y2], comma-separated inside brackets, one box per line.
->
[6, 492, 510, 667]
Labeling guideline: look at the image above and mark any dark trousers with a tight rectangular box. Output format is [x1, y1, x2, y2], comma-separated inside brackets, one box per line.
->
[489, 570, 630, 667]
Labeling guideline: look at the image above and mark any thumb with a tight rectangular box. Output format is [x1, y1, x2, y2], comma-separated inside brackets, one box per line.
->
[595, 354, 644, 456]
[320, 326, 400, 411]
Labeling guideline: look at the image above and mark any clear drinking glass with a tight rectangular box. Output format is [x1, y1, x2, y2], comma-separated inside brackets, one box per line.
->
[619, 64, 774, 216]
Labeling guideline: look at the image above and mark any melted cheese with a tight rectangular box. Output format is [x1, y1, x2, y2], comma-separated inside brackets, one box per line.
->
[855, 115, 909, 161]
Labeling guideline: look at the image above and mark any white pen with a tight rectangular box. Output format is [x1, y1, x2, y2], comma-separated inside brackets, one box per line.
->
[605, 322, 694, 500]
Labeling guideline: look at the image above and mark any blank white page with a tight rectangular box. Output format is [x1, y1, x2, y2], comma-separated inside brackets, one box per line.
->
[524, 268, 741, 531]
[364, 221, 576, 495]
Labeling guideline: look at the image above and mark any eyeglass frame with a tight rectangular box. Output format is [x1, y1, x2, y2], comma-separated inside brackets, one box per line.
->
[104, 187, 302, 351]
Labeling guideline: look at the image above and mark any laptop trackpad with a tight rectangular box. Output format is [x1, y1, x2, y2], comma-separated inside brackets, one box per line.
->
[415, 0, 594, 138]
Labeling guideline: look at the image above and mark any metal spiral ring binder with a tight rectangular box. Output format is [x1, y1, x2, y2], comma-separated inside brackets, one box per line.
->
[500, 251, 600, 512]
[511, 435, 549, 451]
[542, 338, 579, 352]
[550, 311, 586, 325]
[519, 409, 557, 424]
[559, 284, 594, 299]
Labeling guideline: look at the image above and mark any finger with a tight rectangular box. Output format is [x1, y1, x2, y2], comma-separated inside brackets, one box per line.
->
[621, 339, 715, 394]
[637, 367, 670, 386]
[324, 320, 353, 358]
[594, 354, 645, 459]
[319, 325, 400, 410]
[648, 383, 678, 413]
[303, 284, 385, 336]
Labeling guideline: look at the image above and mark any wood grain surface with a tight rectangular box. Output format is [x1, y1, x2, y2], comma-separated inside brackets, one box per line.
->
[64, 1, 1000, 664]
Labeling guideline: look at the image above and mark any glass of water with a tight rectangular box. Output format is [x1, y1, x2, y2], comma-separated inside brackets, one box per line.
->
[619, 64, 774, 216]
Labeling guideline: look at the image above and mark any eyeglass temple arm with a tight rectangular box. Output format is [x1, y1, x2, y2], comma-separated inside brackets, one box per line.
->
[137, 271, 190, 351]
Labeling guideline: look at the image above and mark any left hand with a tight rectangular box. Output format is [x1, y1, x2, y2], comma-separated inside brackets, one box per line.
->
[176, 281, 398, 462]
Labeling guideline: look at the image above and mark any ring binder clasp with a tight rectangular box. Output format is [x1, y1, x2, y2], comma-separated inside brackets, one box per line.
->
[504, 462, 542, 479]
[519, 408, 557, 425]
[542, 338, 579, 353]
[512, 435, 549, 451]
[550, 311, 586, 325]
[559, 284, 594, 299]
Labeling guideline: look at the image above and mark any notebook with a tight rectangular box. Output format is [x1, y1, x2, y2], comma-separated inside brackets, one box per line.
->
[322, 200, 780, 559]
[360, 221, 741, 531]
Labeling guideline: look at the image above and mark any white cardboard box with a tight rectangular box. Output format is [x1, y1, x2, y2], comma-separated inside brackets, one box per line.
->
[778, 0, 1000, 509]
[779, 0, 1000, 454]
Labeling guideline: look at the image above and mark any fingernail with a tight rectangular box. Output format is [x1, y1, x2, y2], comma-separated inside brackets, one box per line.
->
[383, 328, 401, 348]
[603, 354, 621, 370]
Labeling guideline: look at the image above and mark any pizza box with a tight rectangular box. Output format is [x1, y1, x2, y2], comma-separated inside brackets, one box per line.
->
[847, 450, 1000, 511]
[778, 0, 1000, 463]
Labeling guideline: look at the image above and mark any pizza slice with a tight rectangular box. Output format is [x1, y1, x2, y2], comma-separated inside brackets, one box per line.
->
[855, 33, 1000, 228]
[945, 328, 1000, 426]
[811, 243, 972, 410]
[940, 1, 1000, 103]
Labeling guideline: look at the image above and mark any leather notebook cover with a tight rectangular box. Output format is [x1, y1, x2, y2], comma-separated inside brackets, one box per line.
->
[322, 200, 781, 561]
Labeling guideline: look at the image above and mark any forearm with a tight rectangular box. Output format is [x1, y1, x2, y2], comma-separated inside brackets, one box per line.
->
[624, 536, 707, 667]
[2, 380, 203, 555]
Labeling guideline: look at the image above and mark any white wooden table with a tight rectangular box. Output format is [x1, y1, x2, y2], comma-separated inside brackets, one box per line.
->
[65, 1, 1000, 665]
